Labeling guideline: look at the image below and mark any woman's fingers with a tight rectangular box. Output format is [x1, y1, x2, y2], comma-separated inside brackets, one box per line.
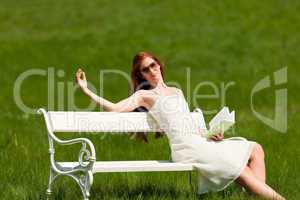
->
[76, 68, 85, 80]
[76, 69, 81, 79]
[217, 133, 224, 140]
[210, 133, 224, 141]
[75, 68, 88, 90]
[210, 135, 218, 141]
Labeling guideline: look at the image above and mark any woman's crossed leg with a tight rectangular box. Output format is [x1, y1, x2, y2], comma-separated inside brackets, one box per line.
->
[236, 142, 285, 200]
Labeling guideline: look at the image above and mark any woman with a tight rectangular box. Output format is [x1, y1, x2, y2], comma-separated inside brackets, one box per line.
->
[76, 52, 285, 199]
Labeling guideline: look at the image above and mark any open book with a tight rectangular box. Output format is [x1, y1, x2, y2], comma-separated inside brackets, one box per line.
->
[202, 107, 235, 138]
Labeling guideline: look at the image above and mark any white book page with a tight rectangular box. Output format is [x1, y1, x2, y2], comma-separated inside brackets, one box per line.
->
[209, 107, 233, 129]
[202, 107, 235, 138]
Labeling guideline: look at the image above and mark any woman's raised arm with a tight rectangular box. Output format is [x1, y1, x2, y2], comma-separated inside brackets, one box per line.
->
[75, 69, 146, 112]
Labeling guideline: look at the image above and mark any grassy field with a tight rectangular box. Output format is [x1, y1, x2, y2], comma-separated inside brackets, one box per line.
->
[0, 0, 299, 199]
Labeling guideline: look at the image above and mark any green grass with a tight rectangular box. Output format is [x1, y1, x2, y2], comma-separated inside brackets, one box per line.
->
[0, 0, 299, 199]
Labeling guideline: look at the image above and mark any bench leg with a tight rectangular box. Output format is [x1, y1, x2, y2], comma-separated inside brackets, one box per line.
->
[46, 167, 93, 200]
[46, 168, 59, 199]
[60, 170, 94, 200]
[76, 170, 93, 200]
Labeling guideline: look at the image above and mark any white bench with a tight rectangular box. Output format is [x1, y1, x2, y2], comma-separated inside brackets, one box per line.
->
[37, 108, 206, 200]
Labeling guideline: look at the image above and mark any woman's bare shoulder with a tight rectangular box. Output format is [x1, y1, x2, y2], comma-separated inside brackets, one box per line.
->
[134, 87, 182, 97]
[133, 89, 155, 97]
[169, 87, 183, 94]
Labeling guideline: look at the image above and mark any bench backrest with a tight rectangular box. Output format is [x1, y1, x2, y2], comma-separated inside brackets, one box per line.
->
[41, 109, 206, 133]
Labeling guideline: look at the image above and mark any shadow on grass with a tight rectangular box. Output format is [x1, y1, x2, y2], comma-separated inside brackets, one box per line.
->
[88, 183, 250, 200]
[46, 173, 254, 200]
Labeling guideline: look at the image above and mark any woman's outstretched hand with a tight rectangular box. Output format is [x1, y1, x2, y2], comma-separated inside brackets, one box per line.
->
[76, 68, 88, 91]
[209, 133, 224, 141]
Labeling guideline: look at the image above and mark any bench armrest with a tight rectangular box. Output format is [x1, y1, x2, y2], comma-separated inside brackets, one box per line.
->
[38, 108, 96, 174]
[57, 137, 96, 168]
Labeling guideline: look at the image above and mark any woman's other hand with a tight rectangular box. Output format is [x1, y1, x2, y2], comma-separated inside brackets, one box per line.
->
[209, 133, 224, 141]
[76, 68, 88, 91]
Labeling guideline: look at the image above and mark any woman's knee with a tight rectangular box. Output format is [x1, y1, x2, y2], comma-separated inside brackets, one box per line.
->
[251, 142, 265, 159]
[237, 166, 252, 184]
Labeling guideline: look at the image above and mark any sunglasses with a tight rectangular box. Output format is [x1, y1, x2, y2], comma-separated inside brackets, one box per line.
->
[140, 62, 159, 74]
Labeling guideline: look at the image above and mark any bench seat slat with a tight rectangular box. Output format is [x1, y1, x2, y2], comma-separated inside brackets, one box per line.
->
[48, 111, 206, 132]
[57, 161, 196, 172]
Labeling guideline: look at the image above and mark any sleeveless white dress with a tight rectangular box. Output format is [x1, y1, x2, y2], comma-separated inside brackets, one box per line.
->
[148, 91, 254, 194]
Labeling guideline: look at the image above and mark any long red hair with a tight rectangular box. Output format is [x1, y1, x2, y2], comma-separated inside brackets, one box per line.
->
[130, 52, 165, 142]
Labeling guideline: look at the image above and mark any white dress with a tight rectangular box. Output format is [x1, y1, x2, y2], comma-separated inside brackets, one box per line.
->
[148, 91, 254, 194]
